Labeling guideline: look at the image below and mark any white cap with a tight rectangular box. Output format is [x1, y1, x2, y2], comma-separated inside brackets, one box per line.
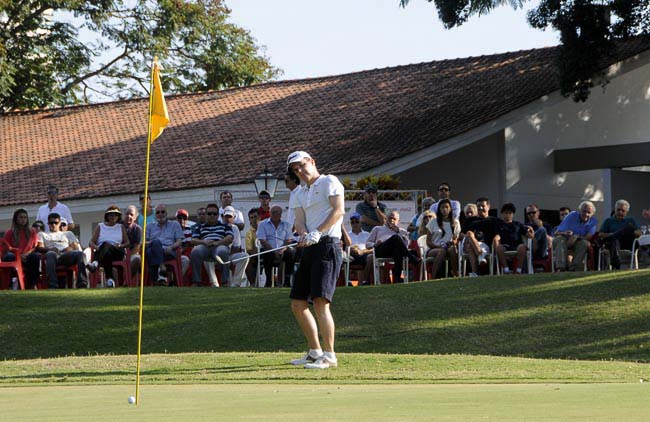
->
[287, 151, 312, 166]
[223, 206, 236, 217]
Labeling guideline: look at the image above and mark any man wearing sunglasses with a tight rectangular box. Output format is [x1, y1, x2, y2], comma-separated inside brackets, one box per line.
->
[190, 203, 234, 287]
[145, 204, 184, 285]
[36, 186, 74, 232]
[524, 204, 553, 260]
[36, 212, 88, 288]
[429, 182, 461, 221]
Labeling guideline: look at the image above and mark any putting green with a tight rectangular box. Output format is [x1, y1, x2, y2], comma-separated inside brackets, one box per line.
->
[1, 383, 649, 421]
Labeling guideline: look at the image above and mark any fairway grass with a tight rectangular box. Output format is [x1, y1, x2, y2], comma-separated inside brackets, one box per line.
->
[2, 383, 650, 422]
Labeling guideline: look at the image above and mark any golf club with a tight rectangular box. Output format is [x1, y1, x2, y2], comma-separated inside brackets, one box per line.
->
[215, 244, 296, 265]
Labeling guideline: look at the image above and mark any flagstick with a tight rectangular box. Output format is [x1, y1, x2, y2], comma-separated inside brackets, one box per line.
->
[134, 57, 158, 406]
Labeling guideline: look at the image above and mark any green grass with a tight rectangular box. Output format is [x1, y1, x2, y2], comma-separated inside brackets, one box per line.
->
[2, 270, 650, 361]
[2, 384, 650, 422]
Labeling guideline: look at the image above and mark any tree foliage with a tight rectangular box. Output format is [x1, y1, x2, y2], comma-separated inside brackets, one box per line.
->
[0, 0, 281, 111]
[400, 0, 650, 101]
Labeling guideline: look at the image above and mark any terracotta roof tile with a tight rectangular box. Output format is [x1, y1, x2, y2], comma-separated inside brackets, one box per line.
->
[2, 37, 649, 207]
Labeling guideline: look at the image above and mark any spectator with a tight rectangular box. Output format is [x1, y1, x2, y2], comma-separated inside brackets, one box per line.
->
[196, 207, 207, 226]
[524, 204, 552, 260]
[36, 212, 89, 288]
[463, 197, 500, 276]
[32, 221, 45, 233]
[552, 206, 572, 235]
[425, 199, 460, 277]
[356, 184, 387, 233]
[59, 218, 82, 251]
[137, 193, 155, 229]
[463, 203, 478, 220]
[553, 201, 598, 271]
[36, 185, 74, 232]
[2, 209, 40, 289]
[88, 205, 129, 288]
[257, 191, 272, 221]
[190, 203, 233, 287]
[366, 210, 417, 283]
[145, 204, 184, 285]
[346, 212, 372, 283]
[245, 208, 260, 285]
[219, 191, 245, 231]
[123, 205, 143, 279]
[414, 197, 435, 228]
[176, 209, 194, 276]
[494, 203, 530, 274]
[417, 210, 435, 237]
[256, 205, 295, 287]
[429, 182, 462, 220]
[284, 170, 301, 231]
[598, 199, 641, 269]
[223, 206, 249, 287]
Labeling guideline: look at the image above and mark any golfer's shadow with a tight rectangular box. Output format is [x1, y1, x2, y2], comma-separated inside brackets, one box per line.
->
[186, 363, 296, 375]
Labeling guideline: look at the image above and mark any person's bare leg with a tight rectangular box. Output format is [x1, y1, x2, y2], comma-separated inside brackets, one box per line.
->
[291, 299, 321, 349]
[312, 297, 335, 352]
[517, 244, 527, 271]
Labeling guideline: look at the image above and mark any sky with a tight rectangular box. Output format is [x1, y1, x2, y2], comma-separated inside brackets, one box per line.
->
[227, 0, 560, 81]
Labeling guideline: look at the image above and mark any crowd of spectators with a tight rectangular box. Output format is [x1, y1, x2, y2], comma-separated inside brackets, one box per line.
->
[2, 181, 650, 290]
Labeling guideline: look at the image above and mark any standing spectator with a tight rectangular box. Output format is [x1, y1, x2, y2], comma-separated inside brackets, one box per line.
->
[223, 206, 249, 287]
[598, 199, 641, 269]
[553, 201, 598, 271]
[88, 205, 129, 287]
[256, 205, 295, 287]
[145, 204, 184, 285]
[429, 182, 462, 220]
[36, 213, 89, 288]
[257, 191, 272, 221]
[356, 184, 387, 233]
[219, 191, 245, 231]
[36, 185, 74, 232]
[123, 205, 143, 279]
[245, 208, 261, 285]
[2, 209, 40, 289]
[494, 203, 531, 274]
[137, 193, 156, 229]
[190, 203, 233, 287]
[425, 199, 460, 277]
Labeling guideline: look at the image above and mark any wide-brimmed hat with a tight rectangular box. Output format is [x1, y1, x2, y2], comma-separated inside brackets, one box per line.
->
[104, 205, 122, 216]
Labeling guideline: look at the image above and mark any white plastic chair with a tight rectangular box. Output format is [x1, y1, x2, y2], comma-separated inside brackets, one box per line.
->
[458, 236, 494, 277]
[417, 234, 449, 280]
[372, 249, 408, 285]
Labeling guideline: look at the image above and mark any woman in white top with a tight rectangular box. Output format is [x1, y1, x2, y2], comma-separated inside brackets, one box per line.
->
[88, 205, 129, 287]
[425, 199, 460, 278]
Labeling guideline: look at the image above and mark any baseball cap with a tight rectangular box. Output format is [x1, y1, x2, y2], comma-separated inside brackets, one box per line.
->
[287, 151, 312, 166]
[223, 206, 236, 217]
[176, 209, 189, 218]
[364, 184, 378, 193]
[350, 212, 361, 220]
[60, 217, 68, 225]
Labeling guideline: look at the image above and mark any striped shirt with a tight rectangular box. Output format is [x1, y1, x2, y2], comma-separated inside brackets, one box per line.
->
[192, 222, 233, 242]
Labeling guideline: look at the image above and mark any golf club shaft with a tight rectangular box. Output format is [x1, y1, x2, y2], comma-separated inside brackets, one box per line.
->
[217, 244, 294, 265]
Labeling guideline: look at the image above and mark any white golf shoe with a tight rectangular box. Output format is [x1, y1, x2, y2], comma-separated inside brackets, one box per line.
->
[290, 351, 323, 366]
[304, 355, 338, 369]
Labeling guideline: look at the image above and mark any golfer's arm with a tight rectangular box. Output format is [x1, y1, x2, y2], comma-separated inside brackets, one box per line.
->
[316, 195, 345, 234]
[294, 207, 307, 234]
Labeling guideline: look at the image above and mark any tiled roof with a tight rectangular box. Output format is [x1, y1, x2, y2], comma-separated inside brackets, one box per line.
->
[2, 37, 649, 207]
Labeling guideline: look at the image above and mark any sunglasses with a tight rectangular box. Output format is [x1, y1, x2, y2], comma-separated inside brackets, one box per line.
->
[47, 190, 58, 195]
[177, 215, 187, 220]
[350, 219, 360, 223]
[438, 187, 449, 192]
[526, 211, 537, 215]
[206, 212, 219, 216]
[48, 221, 60, 225]
[155, 210, 166, 215]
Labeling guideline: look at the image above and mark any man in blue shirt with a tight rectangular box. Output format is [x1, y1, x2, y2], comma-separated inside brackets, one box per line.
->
[553, 201, 598, 271]
[145, 204, 184, 285]
[256, 205, 295, 287]
[598, 199, 641, 269]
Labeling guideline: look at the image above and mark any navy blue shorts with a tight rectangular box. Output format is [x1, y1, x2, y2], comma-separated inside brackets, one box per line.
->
[290, 237, 342, 303]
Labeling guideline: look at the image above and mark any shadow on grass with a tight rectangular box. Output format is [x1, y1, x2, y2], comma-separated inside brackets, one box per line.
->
[1, 270, 650, 362]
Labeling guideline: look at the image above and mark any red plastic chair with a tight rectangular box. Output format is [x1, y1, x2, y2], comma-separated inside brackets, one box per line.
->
[0, 239, 26, 290]
[144, 253, 184, 286]
[38, 254, 77, 289]
[88, 248, 133, 288]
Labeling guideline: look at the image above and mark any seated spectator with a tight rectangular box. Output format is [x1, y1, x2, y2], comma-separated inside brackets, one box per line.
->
[366, 210, 417, 283]
[414, 197, 435, 229]
[425, 199, 460, 277]
[219, 191, 245, 231]
[598, 199, 642, 269]
[176, 208, 193, 276]
[59, 218, 82, 251]
[32, 220, 45, 233]
[123, 205, 143, 279]
[36, 212, 89, 288]
[429, 182, 462, 221]
[2, 209, 40, 289]
[346, 213, 373, 283]
[196, 207, 207, 226]
[356, 184, 387, 233]
[256, 205, 295, 287]
[552, 206, 571, 235]
[553, 201, 598, 271]
[145, 204, 184, 285]
[524, 204, 553, 260]
[223, 206, 249, 287]
[463, 197, 500, 277]
[88, 205, 129, 288]
[417, 210, 435, 237]
[257, 191, 272, 221]
[190, 203, 233, 287]
[494, 203, 531, 274]
[245, 208, 260, 285]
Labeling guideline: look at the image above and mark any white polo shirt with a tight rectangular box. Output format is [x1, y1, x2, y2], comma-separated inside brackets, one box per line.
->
[290, 174, 344, 239]
[37, 202, 74, 232]
[348, 229, 370, 249]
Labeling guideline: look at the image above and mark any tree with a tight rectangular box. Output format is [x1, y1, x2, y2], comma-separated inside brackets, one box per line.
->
[0, 0, 281, 111]
[400, 0, 650, 101]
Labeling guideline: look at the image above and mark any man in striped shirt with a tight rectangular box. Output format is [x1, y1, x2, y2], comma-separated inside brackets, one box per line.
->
[190, 203, 234, 287]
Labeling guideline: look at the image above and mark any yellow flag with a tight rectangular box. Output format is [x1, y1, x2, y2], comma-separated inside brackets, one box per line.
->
[150, 61, 169, 143]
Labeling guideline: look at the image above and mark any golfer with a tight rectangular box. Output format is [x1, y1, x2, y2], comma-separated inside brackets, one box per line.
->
[287, 151, 345, 369]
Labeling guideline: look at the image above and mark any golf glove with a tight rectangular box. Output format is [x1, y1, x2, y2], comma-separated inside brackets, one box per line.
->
[303, 230, 322, 246]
